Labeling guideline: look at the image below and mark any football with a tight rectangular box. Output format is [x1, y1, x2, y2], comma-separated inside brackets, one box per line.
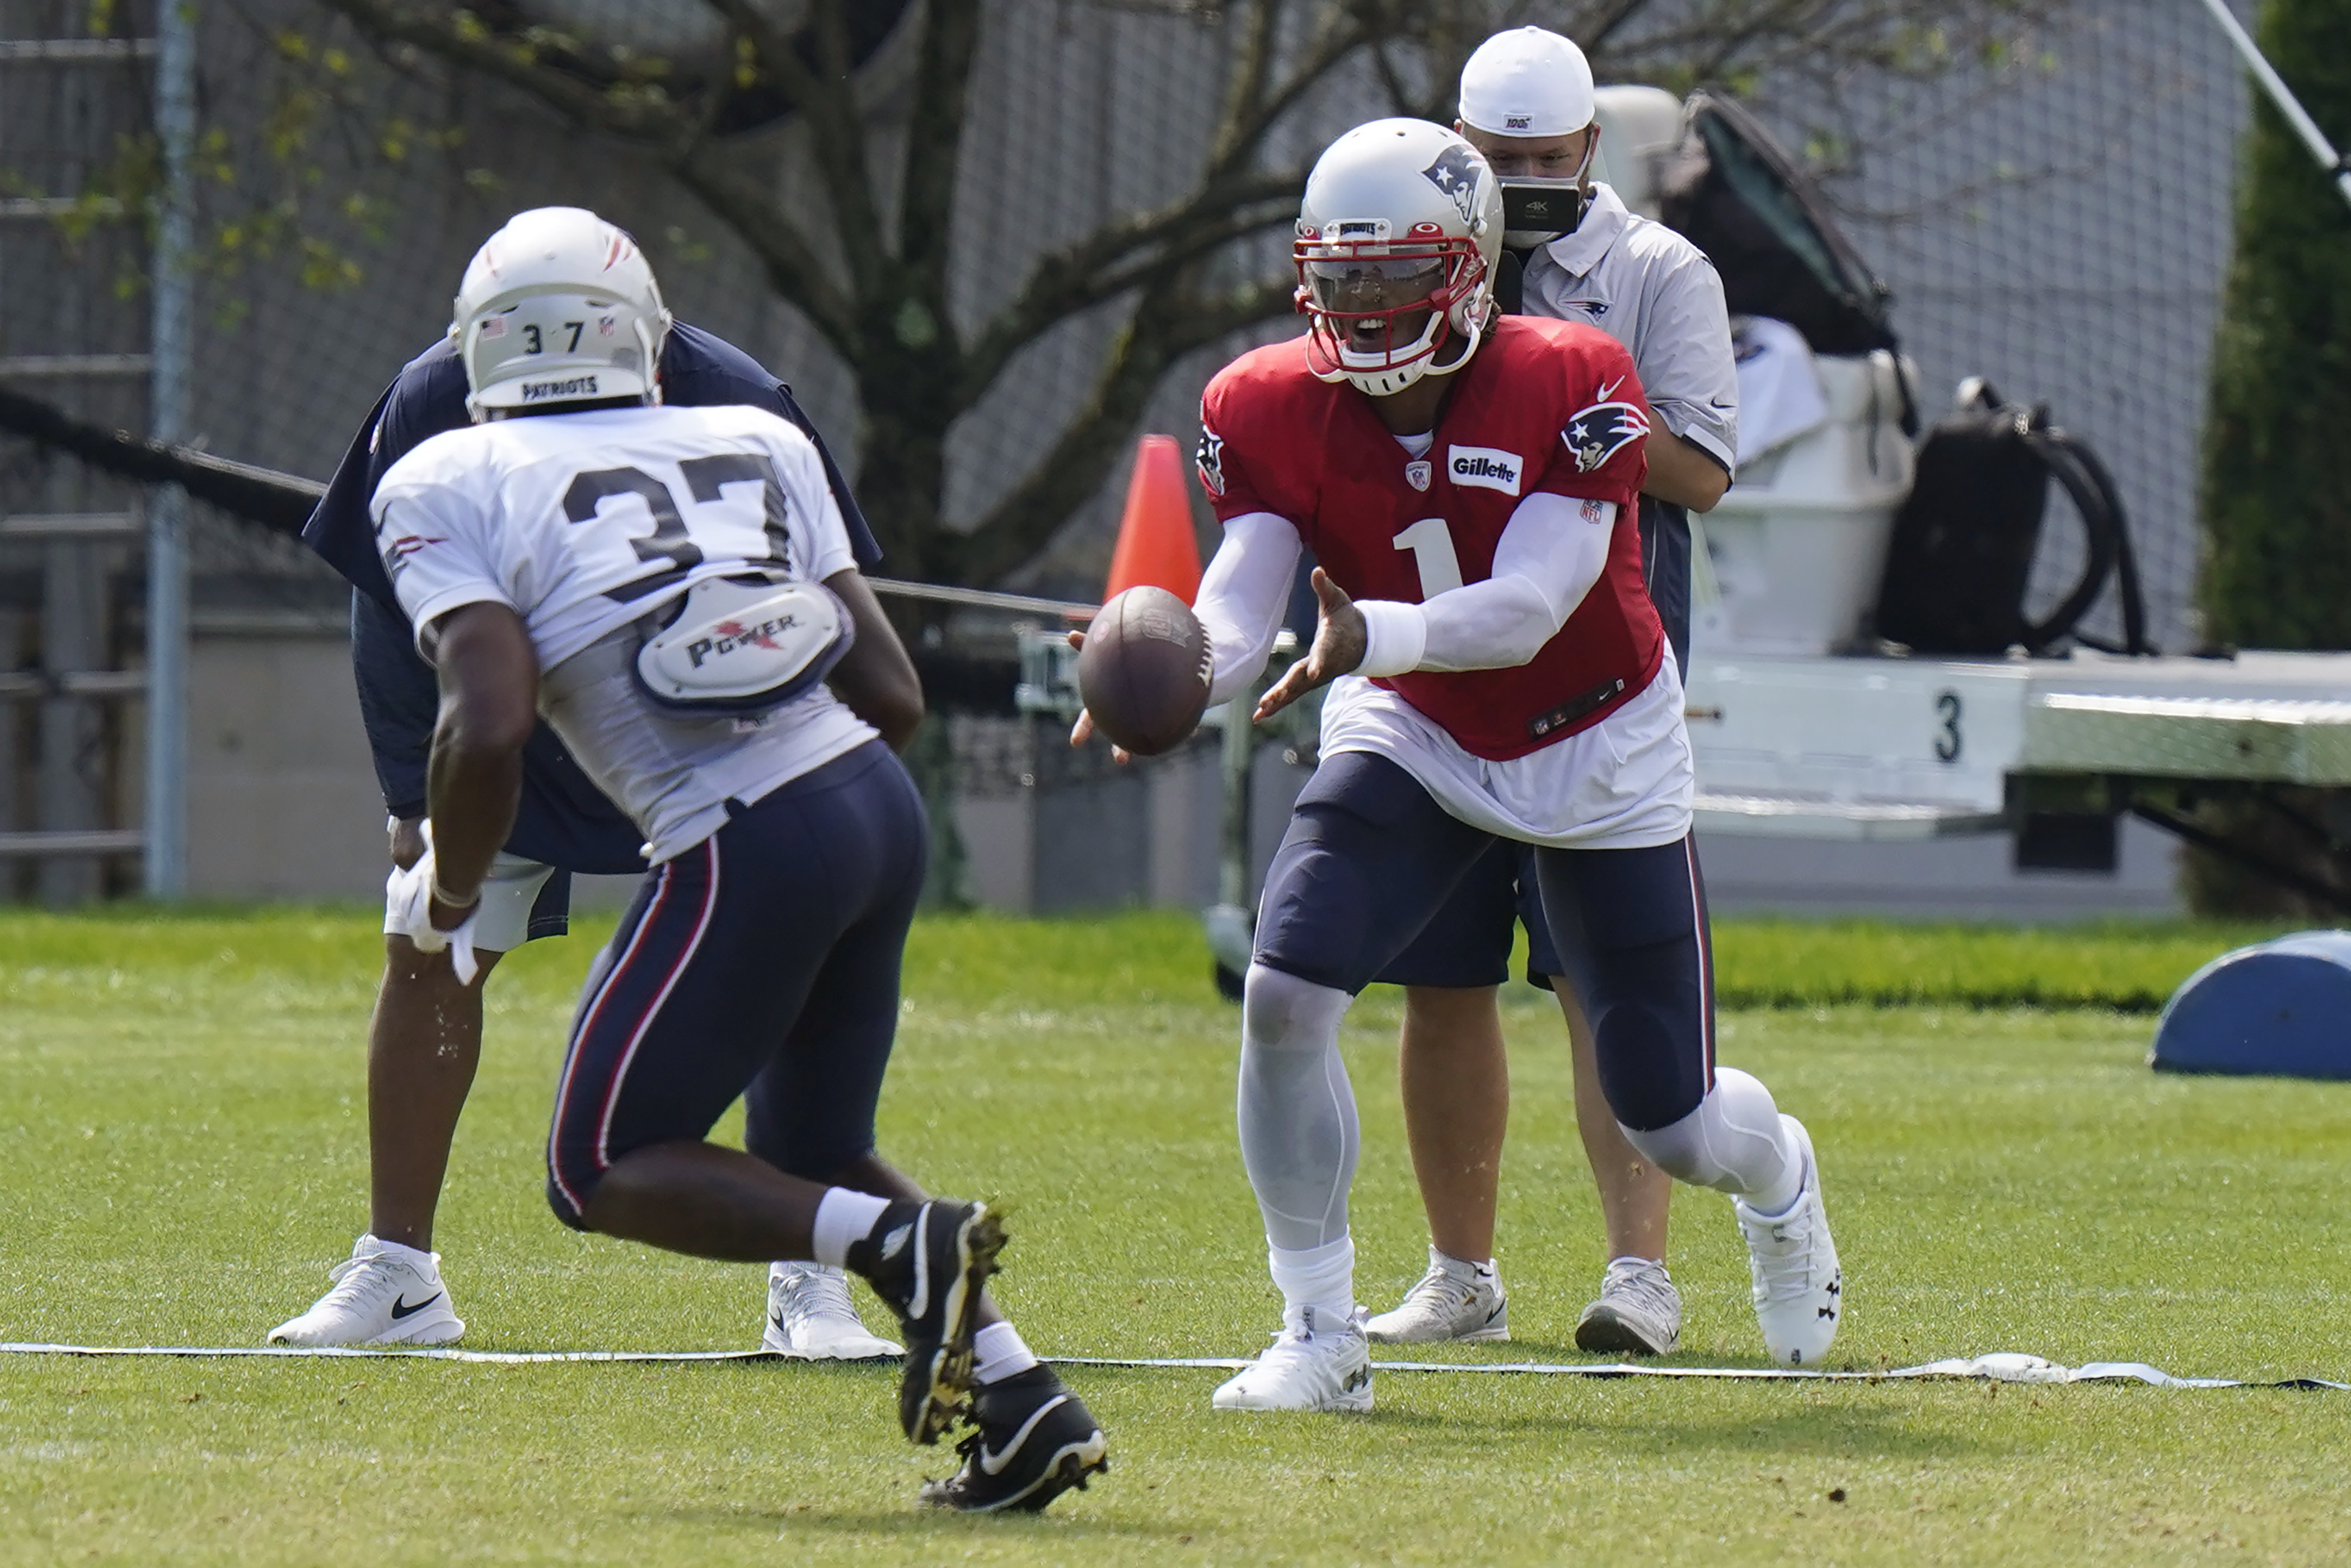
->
[1078, 586, 1213, 756]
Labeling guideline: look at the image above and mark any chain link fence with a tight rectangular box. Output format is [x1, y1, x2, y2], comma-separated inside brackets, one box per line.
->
[0, 0, 2264, 905]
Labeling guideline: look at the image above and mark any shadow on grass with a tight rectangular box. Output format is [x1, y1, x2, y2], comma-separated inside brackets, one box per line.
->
[1362, 1400, 2008, 1459]
[665, 1502, 1197, 1542]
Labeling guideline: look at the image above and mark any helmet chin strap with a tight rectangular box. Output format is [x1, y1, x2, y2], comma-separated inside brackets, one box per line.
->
[1333, 292, 1491, 397]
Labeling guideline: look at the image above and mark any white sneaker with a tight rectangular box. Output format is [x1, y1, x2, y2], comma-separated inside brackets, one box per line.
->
[1363, 1248, 1509, 1344]
[1735, 1115, 1843, 1365]
[761, 1262, 903, 1360]
[268, 1234, 464, 1347]
[1211, 1305, 1374, 1412]
[1573, 1257, 1683, 1355]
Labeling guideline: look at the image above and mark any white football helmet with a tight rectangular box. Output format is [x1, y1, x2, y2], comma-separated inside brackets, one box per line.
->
[1294, 119, 1502, 397]
[451, 207, 672, 419]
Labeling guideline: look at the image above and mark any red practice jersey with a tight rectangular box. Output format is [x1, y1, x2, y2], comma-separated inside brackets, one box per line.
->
[1197, 315, 1663, 761]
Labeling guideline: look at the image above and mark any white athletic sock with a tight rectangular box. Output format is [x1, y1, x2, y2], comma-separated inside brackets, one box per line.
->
[972, 1322, 1040, 1386]
[808, 1189, 892, 1270]
[1434, 1247, 1496, 1280]
[360, 1234, 438, 1274]
[1268, 1234, 1356, 1329]
[1743, 1131, 1808, 1219]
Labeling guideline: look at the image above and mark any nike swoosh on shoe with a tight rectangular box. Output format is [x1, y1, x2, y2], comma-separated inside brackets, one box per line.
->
[908, 1208, 932, 1321]
[978, 1394, 1070, 1476]
[389, 1293, 443, 1321]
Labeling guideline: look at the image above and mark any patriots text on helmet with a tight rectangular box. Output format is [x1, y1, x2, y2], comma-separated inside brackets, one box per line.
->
[521, 375, 601, 401]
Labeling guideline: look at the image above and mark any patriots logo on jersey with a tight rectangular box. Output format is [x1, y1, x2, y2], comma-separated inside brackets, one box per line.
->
[1196, 427, 1226, 497]
[1421, 144, 1483, 224]
[1564, 397, 1650, 474]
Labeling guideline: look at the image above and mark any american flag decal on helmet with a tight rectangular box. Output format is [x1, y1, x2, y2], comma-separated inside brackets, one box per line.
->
[1563, 397, 1650, 474]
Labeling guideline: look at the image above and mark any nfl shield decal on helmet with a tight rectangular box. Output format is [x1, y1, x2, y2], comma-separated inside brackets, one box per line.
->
[1405, 458, 1432, 492]
[1421, 144, 1483, 224]
[1564, 397, 1651, 474]
[1196, 427, 1226, 497]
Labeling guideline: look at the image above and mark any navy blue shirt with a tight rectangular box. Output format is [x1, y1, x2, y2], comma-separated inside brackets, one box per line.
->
[305, 322, 878, 873]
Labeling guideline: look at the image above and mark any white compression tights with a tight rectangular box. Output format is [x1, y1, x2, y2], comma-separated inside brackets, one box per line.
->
[1235, 962, 1359, 1252]
[1619, 1066, 1801, 1212]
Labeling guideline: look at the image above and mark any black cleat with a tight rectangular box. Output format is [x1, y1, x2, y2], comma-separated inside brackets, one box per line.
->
[919, 1365, 1109, 1513]
[849, 1199, 1006, 1445]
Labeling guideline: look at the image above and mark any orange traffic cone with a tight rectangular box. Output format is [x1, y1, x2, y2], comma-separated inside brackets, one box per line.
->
[1103, 434, 1202, 603]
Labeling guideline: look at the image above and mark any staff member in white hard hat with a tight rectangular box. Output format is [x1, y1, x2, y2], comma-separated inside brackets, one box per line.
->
[1364, 24, 1748, 1359]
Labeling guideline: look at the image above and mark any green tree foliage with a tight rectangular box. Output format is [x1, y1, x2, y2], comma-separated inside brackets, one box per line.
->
[2199, 0, 2351, 649]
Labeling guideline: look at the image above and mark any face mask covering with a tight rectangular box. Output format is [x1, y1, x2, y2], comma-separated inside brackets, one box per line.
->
[1500, 179, 1585, 249]
[1496, 134, 1596, 249]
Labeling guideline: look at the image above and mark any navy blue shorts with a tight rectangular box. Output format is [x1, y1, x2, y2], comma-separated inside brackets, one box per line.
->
[1376, 497, 1689, 994]
[1641, 496, 1692, 677]
[1373, 842, 1563, 990]
[544, 742, 926, 1227]
[1255, 750, 1715, 1130]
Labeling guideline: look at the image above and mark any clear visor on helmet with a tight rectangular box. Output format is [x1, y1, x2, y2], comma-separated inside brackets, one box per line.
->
[1300, 252, 1449, 313]
[1294, 233, 1483, 386]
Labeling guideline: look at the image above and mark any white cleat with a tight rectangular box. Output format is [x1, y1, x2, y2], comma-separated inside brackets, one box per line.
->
[268, 1234, 464, 1347]
[1574, 1257, 1683, 1356]
[1211, 1305, 1374, 1413]
[1735, 1115, 1843, 1366]
[1364, 1248, 1509, 1344]
[761, 1262, 903, 1360]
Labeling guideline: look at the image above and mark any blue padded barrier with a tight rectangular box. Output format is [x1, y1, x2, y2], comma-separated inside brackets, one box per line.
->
[2151, 931, 2351, 1079]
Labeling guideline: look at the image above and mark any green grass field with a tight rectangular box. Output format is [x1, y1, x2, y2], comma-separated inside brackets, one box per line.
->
[4, 907, 2349, 1565]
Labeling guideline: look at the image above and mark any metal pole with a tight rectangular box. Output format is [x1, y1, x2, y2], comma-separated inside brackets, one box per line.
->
[144, 1, 195, 898]
[2194, 0, 2351, 212]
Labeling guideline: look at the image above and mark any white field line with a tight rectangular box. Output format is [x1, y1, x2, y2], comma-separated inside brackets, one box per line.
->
[0, 1343, 2341, 1389]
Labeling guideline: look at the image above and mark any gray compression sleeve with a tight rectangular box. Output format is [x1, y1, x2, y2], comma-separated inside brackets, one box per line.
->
[1235, 962, 1360, 1251]
[1619, 1066, 1796, 1204]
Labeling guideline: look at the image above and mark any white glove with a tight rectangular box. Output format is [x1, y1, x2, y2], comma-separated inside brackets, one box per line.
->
[383, 823, 483, 985]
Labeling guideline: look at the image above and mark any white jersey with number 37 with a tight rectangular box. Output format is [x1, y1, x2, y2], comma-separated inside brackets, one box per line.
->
[371, 402, 876, 863]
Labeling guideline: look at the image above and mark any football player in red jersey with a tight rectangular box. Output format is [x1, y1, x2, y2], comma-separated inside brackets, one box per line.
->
[1083, 119, 1843, 1410]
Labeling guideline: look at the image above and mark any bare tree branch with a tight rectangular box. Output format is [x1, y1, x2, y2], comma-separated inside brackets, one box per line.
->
[956, 274, 1299, 585]
[957, 169, 1301, 404]
[284, 0, 2077, 592]
[899, 0, 986, 302]
[1207, 0, 1295, 166]
[312, 0, 861, 347]
[703, 0, 887, 294]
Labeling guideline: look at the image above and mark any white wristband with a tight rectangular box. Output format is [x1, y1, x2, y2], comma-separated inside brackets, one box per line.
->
[1355, 600, 1430, 678]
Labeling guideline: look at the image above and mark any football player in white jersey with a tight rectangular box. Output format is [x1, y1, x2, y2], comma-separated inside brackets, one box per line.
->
[367, 209, 1107, 1513]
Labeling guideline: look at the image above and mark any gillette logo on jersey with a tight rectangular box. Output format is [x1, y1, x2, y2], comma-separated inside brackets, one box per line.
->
[1198, 315, 1662, 761]
[1447, 446, 1523, 495]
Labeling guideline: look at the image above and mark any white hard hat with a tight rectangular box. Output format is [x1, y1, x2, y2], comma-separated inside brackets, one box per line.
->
[1458, 26, 1596, 139]
[1294, 119, 1502, 397]
[451, 207, 672, 418]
